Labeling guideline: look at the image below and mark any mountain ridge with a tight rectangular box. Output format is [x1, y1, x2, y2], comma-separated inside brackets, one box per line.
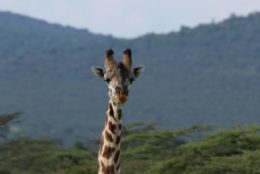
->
[1, 11, 260, 144]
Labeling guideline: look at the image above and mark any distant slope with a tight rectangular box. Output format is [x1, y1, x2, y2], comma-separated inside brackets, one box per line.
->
[1, 11, 260, 143]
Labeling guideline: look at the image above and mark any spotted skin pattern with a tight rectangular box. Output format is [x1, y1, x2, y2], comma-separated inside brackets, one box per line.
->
[98, 101, 122, 174]
[91, 49, 144, 174]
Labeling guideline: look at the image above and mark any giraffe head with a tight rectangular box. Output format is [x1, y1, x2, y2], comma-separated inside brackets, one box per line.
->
[91, 49, 144, 105]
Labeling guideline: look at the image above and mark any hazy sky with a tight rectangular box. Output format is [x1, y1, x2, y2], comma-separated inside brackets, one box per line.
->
[0, 0, 260, 38]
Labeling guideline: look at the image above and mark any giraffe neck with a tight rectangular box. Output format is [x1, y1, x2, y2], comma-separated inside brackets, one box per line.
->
[98, 99, 123, 174]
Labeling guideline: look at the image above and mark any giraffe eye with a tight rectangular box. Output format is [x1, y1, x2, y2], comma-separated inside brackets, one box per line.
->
[129, 78, 135, 84]
[105, 79, 111, 83]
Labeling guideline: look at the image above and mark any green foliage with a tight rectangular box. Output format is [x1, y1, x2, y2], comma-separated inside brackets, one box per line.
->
[146, 125, 260, 174]
[0, 138, 97, 174]
[2, 125, 259, 174]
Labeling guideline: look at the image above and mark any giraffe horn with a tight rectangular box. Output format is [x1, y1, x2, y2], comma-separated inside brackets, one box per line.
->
[104, 49, 116, 71]
[121, 48, 132, 70]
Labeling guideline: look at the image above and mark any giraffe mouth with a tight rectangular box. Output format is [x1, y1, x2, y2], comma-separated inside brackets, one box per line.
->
[115, 94, 128, 104]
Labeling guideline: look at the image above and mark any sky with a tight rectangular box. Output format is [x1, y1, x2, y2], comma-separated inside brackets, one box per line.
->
[0, 0, 260, 38]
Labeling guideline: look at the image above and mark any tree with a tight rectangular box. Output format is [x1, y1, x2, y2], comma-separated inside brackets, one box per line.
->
[0, 112, 20, 139]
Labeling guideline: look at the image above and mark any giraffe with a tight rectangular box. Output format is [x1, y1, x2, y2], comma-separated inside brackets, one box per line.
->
[91, 49, 144, 174]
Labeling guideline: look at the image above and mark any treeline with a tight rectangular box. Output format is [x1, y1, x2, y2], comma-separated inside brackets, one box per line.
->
[0, 123, 259, 174]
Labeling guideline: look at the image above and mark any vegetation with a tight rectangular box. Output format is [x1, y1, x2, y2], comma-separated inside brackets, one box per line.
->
[0, 124, 259, 174]
[0, 113, 19, 139]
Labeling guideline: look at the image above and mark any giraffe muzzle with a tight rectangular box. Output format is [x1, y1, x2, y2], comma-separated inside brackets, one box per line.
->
[116, 94, 128, 104]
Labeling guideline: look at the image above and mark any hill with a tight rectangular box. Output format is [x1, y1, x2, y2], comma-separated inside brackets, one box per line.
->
[1, 11, 260, 143]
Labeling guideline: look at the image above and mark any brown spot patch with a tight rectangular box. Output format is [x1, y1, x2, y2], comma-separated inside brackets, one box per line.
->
[108, 121, 116, 134]
[116, 136, 121, 145]
[101, 161, 106, 173]
[109, 103, 114, 117]
[108, 165, 115, 174]
[105, 131, 113, 142]
[117, 109, 122, 119]
[101, 161, 115, 174]
[99, 135, 104, 155]
[102, 146, 115, 159]
[114, 150, 120, 163]
[116, 162, 120, 171]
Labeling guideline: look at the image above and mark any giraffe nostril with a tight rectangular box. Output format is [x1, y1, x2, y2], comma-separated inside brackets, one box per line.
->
[122, 87, 129, 95]
[115, 86, 121, 94]
[124, 90, 129, 95]
[115, 86, 128, 96]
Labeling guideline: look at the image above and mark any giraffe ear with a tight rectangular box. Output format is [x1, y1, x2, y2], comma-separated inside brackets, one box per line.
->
[105, 49, 116, 72]
[91, 66, 104, 79]
[121, 49, 132, 70]
[133, 66, 145, 79]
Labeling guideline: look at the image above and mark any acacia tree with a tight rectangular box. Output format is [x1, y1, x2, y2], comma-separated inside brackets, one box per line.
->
[0, 112, 20, 139]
